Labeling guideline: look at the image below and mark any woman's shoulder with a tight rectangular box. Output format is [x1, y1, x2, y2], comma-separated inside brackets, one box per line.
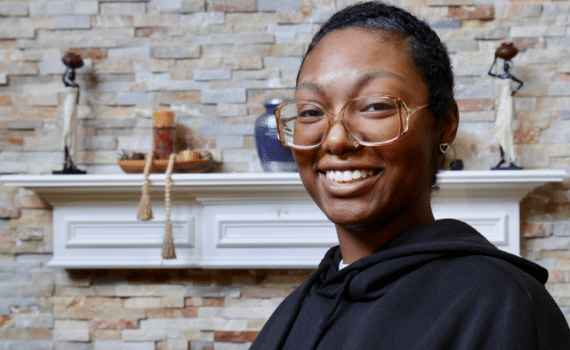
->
[391, 254, 570, 348]
[417, 254, 547, 299]
[429, 255, 568, 335]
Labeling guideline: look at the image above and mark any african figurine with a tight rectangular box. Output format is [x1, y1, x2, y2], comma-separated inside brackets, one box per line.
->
[488, 43, 523, 170]
[54, 52, 86, 174]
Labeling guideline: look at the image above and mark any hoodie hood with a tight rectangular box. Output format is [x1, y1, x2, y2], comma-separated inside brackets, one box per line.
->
[312, 219, 547, 301]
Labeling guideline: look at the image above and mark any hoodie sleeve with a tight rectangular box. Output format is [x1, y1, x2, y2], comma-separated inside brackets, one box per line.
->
[483, 256, 570, 349]
[532, 285, 570, 349]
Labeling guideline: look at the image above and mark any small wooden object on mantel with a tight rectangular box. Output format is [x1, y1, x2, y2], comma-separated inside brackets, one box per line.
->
[153, 110, 176, 160]
[118, 110, 213, 174]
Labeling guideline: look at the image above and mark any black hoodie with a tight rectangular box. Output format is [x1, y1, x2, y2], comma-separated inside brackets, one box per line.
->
[250, 219, 570, 350]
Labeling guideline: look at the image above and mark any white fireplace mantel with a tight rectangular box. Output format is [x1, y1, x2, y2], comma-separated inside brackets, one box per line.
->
[1, 170, 566, 269]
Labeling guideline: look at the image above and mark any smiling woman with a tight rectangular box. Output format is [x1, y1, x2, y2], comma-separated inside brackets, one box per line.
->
[250, 2, 570, 350]
[291, 27, 445, 259]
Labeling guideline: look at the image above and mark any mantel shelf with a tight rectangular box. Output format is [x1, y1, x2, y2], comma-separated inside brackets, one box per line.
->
[1, 169, 566, 198]
[0, 170, 566, 269]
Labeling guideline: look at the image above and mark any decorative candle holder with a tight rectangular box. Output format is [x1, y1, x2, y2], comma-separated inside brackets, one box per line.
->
[153, 110, 176, 159]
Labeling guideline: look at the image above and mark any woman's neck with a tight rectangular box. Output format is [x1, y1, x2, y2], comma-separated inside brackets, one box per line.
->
[336, 203, 435, 264]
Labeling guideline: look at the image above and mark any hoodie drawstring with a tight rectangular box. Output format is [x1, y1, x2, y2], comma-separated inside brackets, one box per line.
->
[308, 269, 359, 350]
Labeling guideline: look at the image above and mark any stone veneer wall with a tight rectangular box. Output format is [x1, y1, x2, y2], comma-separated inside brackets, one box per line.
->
[1, 0, 569, 349]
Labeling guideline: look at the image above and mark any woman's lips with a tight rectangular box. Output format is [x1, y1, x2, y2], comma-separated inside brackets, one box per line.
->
[319, 169, 382, 197]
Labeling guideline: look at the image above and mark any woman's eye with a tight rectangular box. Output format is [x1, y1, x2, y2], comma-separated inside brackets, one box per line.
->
[364, 103, 394, 112]
[298, 109, 324, 118]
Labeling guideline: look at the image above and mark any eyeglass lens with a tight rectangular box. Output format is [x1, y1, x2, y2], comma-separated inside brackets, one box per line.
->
[279, 96, 403, 148]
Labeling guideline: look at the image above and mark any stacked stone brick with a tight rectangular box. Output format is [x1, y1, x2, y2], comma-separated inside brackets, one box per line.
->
[1, 0, 569, 348]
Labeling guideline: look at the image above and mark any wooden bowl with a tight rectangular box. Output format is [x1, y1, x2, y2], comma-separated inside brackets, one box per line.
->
[118, 158, 212, 174]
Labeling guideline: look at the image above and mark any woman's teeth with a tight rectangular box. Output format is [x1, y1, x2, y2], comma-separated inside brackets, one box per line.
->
[325, 170, 375, 183]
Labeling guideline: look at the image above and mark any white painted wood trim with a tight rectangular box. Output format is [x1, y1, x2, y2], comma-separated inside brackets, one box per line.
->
[1, 170, 566, 268]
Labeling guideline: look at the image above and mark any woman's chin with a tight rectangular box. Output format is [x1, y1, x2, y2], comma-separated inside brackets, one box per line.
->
[323, 205, 385, 231]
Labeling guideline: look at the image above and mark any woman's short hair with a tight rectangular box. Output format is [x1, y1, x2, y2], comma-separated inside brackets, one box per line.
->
[300, 1, 454, 129]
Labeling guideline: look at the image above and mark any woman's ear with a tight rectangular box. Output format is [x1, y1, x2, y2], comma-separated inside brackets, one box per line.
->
[440, 100, 459, 145]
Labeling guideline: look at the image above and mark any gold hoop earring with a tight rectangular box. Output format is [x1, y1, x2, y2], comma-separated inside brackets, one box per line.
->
[439, 143, 449, 154]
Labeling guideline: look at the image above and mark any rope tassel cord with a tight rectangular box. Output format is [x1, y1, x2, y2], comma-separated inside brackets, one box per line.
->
[162, 153, 177, 259]
[137, 149, 154, 221]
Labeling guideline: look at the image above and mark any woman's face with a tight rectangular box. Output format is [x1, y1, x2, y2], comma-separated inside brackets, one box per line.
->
[294, 28, 452, 233]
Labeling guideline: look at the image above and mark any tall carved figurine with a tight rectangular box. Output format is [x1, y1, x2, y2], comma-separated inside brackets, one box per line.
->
[488, 43, 523, 170]
[54, 52, 86, 174]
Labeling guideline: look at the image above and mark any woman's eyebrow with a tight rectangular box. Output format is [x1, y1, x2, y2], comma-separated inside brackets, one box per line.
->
[295, 82, 321, 93]
[296, 70, 407, 93]
[359, 70, 407, 85]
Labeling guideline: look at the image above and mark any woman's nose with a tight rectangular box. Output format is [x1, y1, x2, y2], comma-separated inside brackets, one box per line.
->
[321, 118, 359, 153]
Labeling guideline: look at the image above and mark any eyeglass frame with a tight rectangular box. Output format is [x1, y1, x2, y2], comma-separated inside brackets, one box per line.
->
[273, 94, 431, 150]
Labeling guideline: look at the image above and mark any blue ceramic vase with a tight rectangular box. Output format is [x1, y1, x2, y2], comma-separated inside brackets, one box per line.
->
[255, 98, 297, 172]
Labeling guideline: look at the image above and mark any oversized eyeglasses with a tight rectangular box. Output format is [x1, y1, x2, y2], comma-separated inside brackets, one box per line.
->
[274, 95, 430, 150]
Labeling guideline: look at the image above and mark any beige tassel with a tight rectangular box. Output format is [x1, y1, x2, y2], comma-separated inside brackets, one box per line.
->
[137, 149, 154, 221]
[162, 153, 176, 259]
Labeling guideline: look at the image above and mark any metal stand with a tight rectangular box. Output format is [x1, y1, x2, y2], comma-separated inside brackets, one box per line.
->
[53, 146, 86, 175]
[491, 146, 522, 170]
